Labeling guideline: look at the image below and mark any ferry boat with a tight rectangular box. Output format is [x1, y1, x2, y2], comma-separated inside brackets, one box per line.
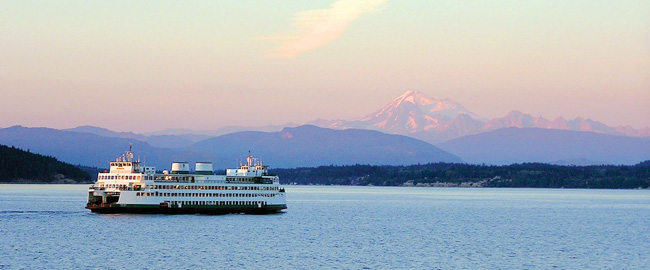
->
[86, 147, 287, 214]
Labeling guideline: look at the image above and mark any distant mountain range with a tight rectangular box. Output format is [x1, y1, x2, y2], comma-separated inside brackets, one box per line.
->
[437, 128, 650, 165]
[189, 125, 461, 168]
[99, 90, 648, 148]
[0, 125, 184, 168]
[2, 91, 648, 167]
[64, 126, 212, 148]
[308, 91, 650, 144]
[0, 125, 460, 169]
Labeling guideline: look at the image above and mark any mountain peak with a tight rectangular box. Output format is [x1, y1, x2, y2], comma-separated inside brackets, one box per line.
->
[506, 110, 525, 117]
[397, 90, 418, 99]
[392, 91, 431, 106]
[351, 91, 486, 136]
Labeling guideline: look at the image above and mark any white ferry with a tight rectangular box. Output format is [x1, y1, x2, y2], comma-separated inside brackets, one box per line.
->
[86, 148, 287, 214]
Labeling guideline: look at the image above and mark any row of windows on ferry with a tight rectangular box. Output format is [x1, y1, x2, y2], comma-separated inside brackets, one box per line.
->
[225, 177, 274, 182]
[99, 175, 153, 181]
[136, 192, 281, 198]
[102, 184, 279, 191]
[170, 201, 268, 206]
[150, 185, 279, 191]
[98, 175, 275, 182]
[111, 162, 134, 167]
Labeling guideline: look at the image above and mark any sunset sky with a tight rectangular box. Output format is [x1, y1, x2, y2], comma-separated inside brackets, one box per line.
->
[1, 1, 648, 133]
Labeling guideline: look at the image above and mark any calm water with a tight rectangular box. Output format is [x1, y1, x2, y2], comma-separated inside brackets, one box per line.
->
[1, 185, 650, 269]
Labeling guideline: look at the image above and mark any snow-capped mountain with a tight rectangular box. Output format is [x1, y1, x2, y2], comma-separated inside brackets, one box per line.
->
[309, 91, 650, 144]
[310, 91, 488, 143]
[355, 90, 485, 133]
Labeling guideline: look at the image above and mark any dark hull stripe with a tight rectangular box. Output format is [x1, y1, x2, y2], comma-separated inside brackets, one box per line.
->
[86, 204, 287, 215]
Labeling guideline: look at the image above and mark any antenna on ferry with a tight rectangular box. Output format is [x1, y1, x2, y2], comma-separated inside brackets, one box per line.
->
[129, 142, 133, 152]
[246, 151, 253, 166]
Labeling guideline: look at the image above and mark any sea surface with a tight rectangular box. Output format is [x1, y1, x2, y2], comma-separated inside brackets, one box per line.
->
[1, 185, 650, 269]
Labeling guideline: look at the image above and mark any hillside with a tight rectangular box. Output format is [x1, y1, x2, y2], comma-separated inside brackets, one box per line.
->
[192, 125, 463, 168]
[437, 127, 650, 165]
[0, 144, 91, 183]
[0, 126, 197, 169]
[0, 125, 461, 169]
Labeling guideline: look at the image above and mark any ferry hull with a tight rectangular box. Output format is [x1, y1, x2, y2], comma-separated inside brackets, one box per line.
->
[86, 203, 287, 215]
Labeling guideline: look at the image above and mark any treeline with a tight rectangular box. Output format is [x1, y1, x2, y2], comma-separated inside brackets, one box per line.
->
[0, 144, 91, 183]
[271, 161, 650, 189]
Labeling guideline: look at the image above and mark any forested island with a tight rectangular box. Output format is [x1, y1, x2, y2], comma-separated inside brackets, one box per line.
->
[272, 161, 650, 189]
[0, 145, 91, 183]
[2, 142, 649, 189]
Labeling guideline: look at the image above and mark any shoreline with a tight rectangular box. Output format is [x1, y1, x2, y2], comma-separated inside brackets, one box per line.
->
[3, 182, 648, 190]
[0, 181, 94, 185]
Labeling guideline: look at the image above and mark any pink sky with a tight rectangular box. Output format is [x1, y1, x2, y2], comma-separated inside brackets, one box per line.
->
[1, 1, 648, 133]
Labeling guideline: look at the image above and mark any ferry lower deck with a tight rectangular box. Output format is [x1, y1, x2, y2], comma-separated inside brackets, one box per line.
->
[86, 201, 287, 215]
